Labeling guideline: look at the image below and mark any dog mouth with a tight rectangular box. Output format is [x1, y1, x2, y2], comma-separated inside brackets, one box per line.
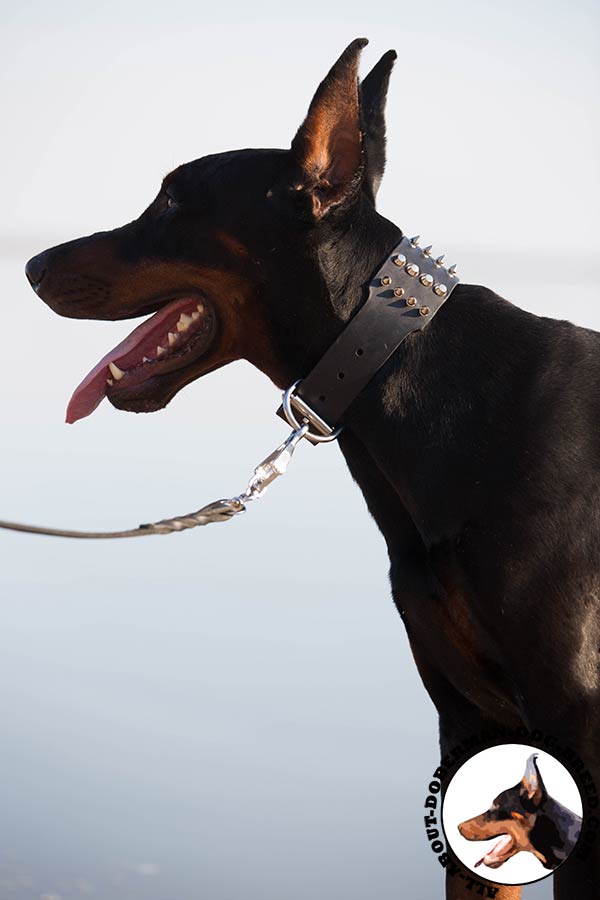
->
[473, 833, 515, 869]
[66, 294, 216, 424]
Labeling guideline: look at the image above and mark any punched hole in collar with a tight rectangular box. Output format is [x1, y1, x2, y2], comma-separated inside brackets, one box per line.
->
[319, 394, 326, 402]
[355, 348, 364, 357]
[337, 372, 345, 380]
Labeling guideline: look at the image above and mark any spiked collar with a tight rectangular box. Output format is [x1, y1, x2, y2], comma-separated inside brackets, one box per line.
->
[281, 234, 460, 442]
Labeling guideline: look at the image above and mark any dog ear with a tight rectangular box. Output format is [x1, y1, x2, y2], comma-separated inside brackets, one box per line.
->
[359, 49, 397, 203]
[520, 754, 547, 808]
[291, 38, 368, 218]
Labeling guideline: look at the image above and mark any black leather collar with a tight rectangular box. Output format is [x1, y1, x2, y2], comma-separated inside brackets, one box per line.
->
[281, 235, 460, 443]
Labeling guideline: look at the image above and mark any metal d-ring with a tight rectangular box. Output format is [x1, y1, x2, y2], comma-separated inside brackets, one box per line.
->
[282, 381, 343, 444]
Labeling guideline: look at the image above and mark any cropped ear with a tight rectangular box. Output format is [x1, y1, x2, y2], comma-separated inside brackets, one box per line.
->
[359, 50, 397, 203]
[520, 754, 546, 809]
[291, 38, 368, 218]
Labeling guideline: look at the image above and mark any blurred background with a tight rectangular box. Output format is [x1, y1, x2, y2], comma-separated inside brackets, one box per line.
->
[0, 1, 598, 898]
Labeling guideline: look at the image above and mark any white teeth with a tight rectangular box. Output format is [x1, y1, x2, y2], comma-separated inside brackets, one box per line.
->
[177, 313, 193, 332]
[106, 378, 114, 386]
[156, 345, 166, 356]
[197, 302, 204, 313]
[143, 356, 151, 363]
[108, 362, 124, 381]
[168, 332, 178, 346]
[191, 311, 201, 321]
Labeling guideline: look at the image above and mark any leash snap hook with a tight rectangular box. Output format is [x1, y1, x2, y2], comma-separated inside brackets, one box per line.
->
[236, 423, 310, 506]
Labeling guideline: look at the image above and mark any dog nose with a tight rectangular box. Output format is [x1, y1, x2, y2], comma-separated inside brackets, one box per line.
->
[25, 252, 47, 291]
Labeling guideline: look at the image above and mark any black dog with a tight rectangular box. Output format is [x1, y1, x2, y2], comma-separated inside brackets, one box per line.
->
[24, 39, 600, 900]
[459, 754, 582, 873]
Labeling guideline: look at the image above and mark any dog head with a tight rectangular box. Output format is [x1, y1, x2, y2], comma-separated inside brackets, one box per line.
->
[25, 39, 397, 424]
[457, 753, 551, 869]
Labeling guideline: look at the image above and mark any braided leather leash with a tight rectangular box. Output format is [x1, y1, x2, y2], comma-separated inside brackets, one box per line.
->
[0, 499, 244, 539]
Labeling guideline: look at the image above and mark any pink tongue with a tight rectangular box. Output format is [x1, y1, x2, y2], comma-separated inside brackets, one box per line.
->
[475, 834, 512, 868]
[65, 297, 198, 424]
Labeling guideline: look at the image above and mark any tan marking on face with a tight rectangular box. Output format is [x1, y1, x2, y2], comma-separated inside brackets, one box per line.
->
[38, 222, 293, 397]
[459, 810, 535, 859]
[216, 230, 251, 259]
[109, 259, 289, 388]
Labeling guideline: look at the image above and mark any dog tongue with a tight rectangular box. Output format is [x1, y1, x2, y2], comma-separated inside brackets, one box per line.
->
[474, 833, 512, 868]
[65, 297, 200, 424]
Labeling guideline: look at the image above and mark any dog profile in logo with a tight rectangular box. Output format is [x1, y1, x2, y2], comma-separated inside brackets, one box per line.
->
[458, 753, 582, 871]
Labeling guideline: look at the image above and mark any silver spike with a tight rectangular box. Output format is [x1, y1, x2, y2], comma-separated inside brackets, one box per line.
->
[423, 245, 433, 257]
[410, 235, 420, 247]
[435, 254, 445, 267]
[448, 264, 458, 277]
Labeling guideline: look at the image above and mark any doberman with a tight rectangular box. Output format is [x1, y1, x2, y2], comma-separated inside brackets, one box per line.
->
[458, 754, 582, 875]
[24, 38, 600, 900]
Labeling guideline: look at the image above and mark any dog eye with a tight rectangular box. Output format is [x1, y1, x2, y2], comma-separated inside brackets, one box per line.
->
[166, 195, 177, 209]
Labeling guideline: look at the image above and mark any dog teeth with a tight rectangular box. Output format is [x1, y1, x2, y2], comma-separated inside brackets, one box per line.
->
[106, 378, 114, 386]
[191, 311, 201, 321]
[143, 356, 151, 363]
[197, 302, 204, 313]
[168, 332, 178, 347]
[108, 362, 124, 380]
[177, 313, 193, 332]
[156, 345, 166, 356]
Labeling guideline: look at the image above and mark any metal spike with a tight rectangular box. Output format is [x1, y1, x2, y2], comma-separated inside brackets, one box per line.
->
[448, 264, 458, 277]
[423, 245, 433, 257]
[410, 235, 420, 247]
[435, 255, 445, 267]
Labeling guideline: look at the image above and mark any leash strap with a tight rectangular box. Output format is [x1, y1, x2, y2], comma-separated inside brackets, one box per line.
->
[0, 500, 242, 539]
[284, 236, 459, 439]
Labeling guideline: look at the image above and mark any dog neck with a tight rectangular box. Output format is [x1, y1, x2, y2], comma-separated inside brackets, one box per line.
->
[529, 797, 582, 867]
[282, 205, 542, 549]
[317, 199, 402, 323]
[257, 200, 545, 550]
[257, 196, 402, 386]
[342, 283, 543, 545]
